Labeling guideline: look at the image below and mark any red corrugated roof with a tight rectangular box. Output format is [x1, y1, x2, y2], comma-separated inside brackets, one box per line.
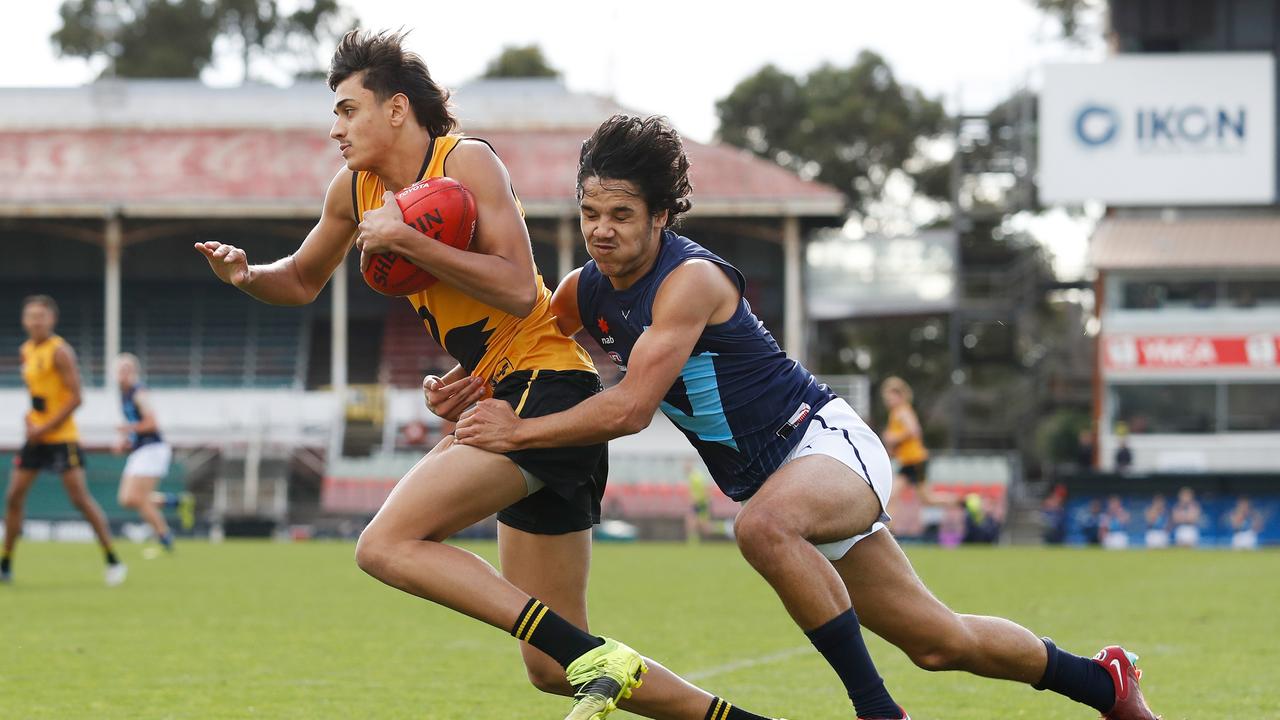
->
[0, 127, 843, 218]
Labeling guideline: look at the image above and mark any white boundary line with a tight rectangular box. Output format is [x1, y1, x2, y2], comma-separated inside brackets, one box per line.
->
[684, 645, 812, 682]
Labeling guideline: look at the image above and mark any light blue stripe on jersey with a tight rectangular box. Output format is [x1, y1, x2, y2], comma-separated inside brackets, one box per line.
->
[660, 352, 739, 451]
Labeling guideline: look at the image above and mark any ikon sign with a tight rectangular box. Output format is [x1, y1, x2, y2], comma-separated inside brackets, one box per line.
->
[1103, 335, 1280, 370]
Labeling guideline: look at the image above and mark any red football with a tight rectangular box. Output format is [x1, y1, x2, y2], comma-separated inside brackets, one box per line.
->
[362, 177, 477, 297]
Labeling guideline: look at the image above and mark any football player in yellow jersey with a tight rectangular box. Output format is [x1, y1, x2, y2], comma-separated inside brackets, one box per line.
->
[3, 296, 126, 587]
[194, 29, 777, 720]
[879, 377, 941, 533]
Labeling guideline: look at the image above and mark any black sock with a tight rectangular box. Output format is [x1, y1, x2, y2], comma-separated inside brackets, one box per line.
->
[105, 550, 119, 566]
[1032, 637, 1116, 713]
[510, 598, 604, 669]
[0, 555, 10, 574]
[806, 609, 900, 719]
[704, 696, 772, 720]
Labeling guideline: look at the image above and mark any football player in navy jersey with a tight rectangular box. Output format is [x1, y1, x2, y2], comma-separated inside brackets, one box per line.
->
[457, 115, 1158, 720]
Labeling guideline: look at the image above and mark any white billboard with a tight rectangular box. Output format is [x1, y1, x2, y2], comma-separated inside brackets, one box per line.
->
[1039, 54, 1275, 205]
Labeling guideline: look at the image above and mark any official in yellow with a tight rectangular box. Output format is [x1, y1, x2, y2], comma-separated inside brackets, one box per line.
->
[3, 296, 126, 586]
[193, 30, 776, 720]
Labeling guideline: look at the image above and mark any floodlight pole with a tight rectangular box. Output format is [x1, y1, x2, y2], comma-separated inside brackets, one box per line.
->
[783, 215, 805, 366]
[557, 214, 575, 283]
[104, 211, 123, 391]
[329, 257, 348, 461]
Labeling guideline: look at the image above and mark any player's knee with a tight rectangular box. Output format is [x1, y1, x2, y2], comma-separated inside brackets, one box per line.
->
[118, 491, 140, 509]
[906, 628, 970, 672]
[353, 532, 392, 579]
[734, 506, 796, 562]
[523, 657, 571, 696]
[66, 489, 92, 508]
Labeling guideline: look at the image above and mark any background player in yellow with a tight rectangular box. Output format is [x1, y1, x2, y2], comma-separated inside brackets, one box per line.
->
[195, 29, 780, 720]
[879, 377, 938, 532]
[3, 295, 126, 586]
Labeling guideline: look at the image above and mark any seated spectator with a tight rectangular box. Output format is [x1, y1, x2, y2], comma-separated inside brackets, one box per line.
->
[1074, 430, 1095, 470]
[1144, 494, 1170, 549]
[1100, 495, 1131, 550]
[1041, 484, 1068, 545]
[962, 493, 1001, 544]
[1171, 486, 1203, 548]
[1078, 498, 1103, 546]
[1228, 496, 1264, 551]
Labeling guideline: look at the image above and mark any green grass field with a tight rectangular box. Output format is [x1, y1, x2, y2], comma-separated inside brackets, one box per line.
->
[2, 540, 1275, 719]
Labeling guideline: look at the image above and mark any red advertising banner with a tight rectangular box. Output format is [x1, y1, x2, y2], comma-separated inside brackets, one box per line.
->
[1103, 334, 1280, 370]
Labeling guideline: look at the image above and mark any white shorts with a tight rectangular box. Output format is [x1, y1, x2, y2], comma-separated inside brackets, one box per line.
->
[771, 397, 894, 561]
[123, 443, 172, 479]
[1103, 532, 1130, 550]
[1174, 524, 1201, 547]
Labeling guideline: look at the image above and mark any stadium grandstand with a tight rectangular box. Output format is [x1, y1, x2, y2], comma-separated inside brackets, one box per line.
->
[1, 77, 871, 536]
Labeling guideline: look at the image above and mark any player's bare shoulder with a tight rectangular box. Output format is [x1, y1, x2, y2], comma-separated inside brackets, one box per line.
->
[442, 139, 512, 191]
[658, 258, 740, 323]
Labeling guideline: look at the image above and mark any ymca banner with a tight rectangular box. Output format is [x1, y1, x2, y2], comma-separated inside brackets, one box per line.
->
[1103, 334, 1280, 371]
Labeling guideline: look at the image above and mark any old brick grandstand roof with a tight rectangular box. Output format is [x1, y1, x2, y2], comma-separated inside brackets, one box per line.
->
[0, 79, 843, 219]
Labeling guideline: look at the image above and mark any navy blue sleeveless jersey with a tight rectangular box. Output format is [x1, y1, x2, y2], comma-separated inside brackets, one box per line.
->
[577, 231, 834, 501]
[122, 384, 162, 449]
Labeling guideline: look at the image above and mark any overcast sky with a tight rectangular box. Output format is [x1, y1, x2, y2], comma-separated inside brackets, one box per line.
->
[5, 0, 1103, 139]
[2, 0, 1104, 277]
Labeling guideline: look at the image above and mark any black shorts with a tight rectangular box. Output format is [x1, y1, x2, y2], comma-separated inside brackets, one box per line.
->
[492, 369, 608, 535]
[16, 442, 85, 473]
[899, 460, 927, 486]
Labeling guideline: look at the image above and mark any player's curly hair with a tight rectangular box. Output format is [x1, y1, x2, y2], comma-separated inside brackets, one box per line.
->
[328, 29, 457, 138]
[577, 115, 693, 228]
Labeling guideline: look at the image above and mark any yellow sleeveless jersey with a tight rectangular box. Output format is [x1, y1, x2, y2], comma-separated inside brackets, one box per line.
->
[20, 335, 79, 443]
[353, 135, 594, 385]
[888, 407, 928, 466]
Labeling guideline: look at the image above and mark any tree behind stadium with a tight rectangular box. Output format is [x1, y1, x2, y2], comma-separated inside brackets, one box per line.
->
[51, 0, 351, 82]
[714, 51, 948, 221]
[482, 45, 560, 79]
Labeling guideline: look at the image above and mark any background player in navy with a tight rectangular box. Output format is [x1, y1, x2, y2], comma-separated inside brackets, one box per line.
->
[114, 353, 192, 552]
[456, 115, 1159, 720]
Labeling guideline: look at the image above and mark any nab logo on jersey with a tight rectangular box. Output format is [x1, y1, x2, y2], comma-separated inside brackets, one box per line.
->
[597, 316, 616, 345]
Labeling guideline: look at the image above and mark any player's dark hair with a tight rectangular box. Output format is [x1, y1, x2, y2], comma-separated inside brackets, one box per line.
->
[22, 294, 58, 317]
[328, 29, 457, 137]
[577, 115, 692, 228]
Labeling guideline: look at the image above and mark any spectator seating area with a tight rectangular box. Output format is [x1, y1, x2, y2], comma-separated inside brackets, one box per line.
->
[377, 300, 453, 387]
[1064, 494, 1278, 546]
[0, 452, 185, 522]
[2, 281, 311, 389]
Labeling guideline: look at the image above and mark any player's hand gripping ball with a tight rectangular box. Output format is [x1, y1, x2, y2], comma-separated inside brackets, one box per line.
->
[362, 177, 477, 296]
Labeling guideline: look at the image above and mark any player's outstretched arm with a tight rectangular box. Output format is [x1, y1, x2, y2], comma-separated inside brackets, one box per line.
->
[353, 141, 538, 317]
[456, 260, 735, 451]
[194, 170, 358, 306]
